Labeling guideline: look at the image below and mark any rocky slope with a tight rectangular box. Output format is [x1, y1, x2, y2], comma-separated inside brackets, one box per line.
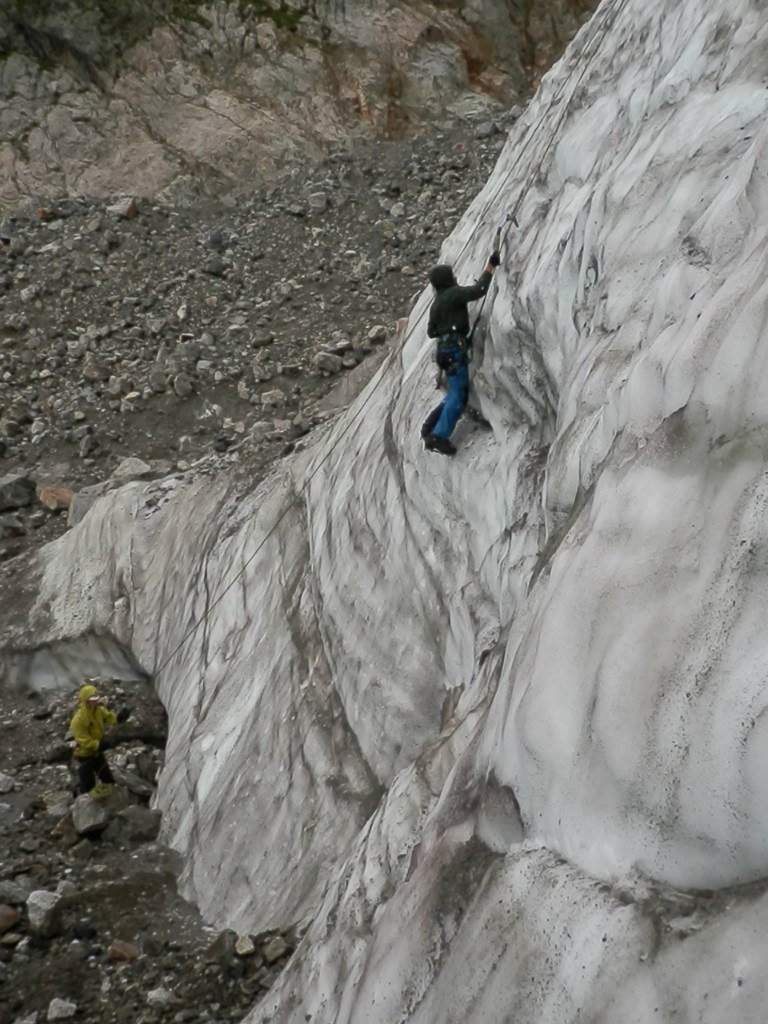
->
[0, 0, 596, 210]
[0, 682, 300, 1024]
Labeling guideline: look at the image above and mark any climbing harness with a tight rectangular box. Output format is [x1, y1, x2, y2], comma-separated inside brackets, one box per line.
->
[435, 331, 471, 372]
[152, 0, 627, 680]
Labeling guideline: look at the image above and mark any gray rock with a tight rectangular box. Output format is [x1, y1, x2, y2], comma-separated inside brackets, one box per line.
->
[261, 933, 289, 963]
[44, 799, 71, 821]
[70, 838, 94, 863]
[106, 197, 138, 219]
[71, 794, 109, 835]
[0, 515, 24, 539]
[43, 741, 73, 764]
[203, 928, 237, 964]
[174, 373, 193, 398]
[200, 227, 225, 250]
[114, 805, 162, 841]
[474, 120, 497, 139]
[177, 339, 201, 364]
[112, 457, 152, 484]
[203, 256, 225, 277]
[146, 986, 181, 1009]
[112, 767, 154, 799]
[4, 312, 28, 332]
[235, 934, 256, 956]
[148, 368, 168, 393]
[132, 748, 161, 784]
[67, 337, 88, 358]
[26, 890, 63, 938]
[250, 421, 272, 443]
[55, 880, 78, 901]
[261, 389, 285, 408]
[81, 355, 108, 382]
[0, 471, 35, 511]
[312, 352, 343, 374]
[47, 997, 77, 1020]
[120, 391, 143, 413]
[252, 359, 275, 383]
[0, 879, 29, 904]
[308, 191, 328, 212]
[78, 434, 99, 458]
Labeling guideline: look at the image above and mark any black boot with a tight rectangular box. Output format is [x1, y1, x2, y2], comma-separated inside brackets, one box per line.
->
[424, 434, 457, 456]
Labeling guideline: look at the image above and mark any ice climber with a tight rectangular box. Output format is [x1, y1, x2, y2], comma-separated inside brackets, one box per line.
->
[70, 682, 130, 799]
[421, 242, 501, 456]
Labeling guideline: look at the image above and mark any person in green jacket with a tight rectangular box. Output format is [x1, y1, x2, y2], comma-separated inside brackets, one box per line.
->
[70, 682, 129, 799]
[421, 245, 501, 455]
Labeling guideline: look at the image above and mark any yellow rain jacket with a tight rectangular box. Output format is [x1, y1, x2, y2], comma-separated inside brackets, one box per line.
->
[70, 684, 118, 759]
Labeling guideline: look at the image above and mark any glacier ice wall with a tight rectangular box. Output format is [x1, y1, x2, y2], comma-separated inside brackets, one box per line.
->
[4, 0, 768, 1020]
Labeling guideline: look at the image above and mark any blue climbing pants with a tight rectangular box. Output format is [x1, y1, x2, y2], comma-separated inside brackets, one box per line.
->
[432, 362, 469, 438]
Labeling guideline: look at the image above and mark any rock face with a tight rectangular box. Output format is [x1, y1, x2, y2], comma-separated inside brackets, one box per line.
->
[0, 0, 596, 209]
[4, 0, 768, 1023]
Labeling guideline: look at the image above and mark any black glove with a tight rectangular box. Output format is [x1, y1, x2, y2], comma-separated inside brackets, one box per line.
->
[98, 739, 114, 752]
[489, 251, 501, 267]
[117, 706, 131, 724]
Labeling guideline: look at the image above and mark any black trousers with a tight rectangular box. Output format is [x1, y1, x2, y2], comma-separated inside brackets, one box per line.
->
[76, 753, 114, 794]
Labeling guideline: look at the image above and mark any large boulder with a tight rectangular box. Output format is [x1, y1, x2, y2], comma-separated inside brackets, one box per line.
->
[71, 794, 109, 836]
[112, 805, 162, 842]
[0, 471, 35, 511]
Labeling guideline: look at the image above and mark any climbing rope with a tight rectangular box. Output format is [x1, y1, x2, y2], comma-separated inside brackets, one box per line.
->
[151, 0, 626, 680]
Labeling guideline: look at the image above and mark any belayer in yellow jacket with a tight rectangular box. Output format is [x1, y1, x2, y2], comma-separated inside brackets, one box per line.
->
[70, 683, 129, 798]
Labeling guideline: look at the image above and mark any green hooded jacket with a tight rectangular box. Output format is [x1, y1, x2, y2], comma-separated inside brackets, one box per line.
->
[70, 684, 117, 758]
[427, 264, 493, 338]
